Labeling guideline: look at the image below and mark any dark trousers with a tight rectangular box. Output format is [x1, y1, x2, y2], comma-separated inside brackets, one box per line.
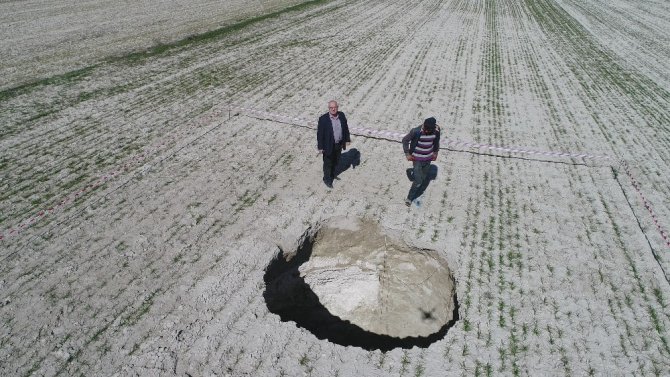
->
[407, 161, 431, 200]
[322, 143, 343, 181]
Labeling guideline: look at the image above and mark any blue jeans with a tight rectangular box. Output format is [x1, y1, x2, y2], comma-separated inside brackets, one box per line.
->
[407, 161, 431, 201]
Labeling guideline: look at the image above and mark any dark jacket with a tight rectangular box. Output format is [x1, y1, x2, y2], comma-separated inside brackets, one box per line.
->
[317, 112, 351, 155]
[402, 126, 441, 155]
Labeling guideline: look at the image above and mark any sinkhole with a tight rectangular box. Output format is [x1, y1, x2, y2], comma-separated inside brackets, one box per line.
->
[263, 217, 459, 351]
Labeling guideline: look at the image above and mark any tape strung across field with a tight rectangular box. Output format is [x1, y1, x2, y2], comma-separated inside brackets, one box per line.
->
[620, 160, 670, 248]
[236, 106, 615, 161]
[0, 106, 229, 242]
[234, 105, 669, 249]
[2, 105, 668, 249]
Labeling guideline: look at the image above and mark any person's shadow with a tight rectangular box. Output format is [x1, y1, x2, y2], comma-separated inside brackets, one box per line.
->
[406, 164, 438, 198]
[335, 148, 361, 177]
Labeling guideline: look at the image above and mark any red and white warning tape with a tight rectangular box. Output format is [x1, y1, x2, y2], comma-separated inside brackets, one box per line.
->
[0, 105, 229, 241]
[620, 160, 670, 248]
[234, 106, 615, 160]
[1, 105, 667, 250]
[235, 106, 667, 249]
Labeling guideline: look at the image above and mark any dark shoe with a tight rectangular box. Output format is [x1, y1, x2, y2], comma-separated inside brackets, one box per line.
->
[323, 178, 333, 188]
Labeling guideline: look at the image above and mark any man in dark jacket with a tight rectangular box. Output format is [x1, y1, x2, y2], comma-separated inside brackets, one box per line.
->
[402, 117, 441, 206]
[317, 100, 351, 188]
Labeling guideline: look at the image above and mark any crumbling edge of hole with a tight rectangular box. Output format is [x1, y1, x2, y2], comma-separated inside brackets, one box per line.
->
[262, 221, 460, 351]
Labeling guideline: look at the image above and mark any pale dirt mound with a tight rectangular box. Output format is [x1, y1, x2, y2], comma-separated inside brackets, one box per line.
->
[263, 217, 458, 350]
[301, 217, 456, 339]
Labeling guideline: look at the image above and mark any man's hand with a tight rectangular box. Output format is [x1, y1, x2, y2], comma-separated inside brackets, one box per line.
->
[406, 154, 414, 161]
[431, 153, 438, 161]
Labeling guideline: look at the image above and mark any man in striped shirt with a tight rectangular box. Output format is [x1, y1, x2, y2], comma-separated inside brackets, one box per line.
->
[402, 117, 441, 206]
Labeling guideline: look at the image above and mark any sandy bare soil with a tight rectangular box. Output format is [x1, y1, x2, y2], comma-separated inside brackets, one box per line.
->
[1, 0, 670, 375]
[0, 0, 306, 90]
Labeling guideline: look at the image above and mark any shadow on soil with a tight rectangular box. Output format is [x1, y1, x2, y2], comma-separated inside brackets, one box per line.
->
[263, 231, 459, 352]
[335, 148, 360, 176]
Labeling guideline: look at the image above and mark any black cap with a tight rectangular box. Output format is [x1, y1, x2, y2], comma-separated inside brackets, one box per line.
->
[423, 117, 437, 131]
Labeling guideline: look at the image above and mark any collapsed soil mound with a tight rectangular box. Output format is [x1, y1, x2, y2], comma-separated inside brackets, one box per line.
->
[263, 217, 458, 351]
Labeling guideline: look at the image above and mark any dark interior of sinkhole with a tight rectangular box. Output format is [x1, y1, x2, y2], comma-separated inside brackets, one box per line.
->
[263, 225, 459, 352]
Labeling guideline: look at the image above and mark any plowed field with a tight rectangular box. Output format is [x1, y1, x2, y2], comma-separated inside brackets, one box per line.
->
[2, 0, 669, 375]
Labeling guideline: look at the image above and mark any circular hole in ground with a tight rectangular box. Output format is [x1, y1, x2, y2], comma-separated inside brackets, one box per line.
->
[263, 217, 459, 351]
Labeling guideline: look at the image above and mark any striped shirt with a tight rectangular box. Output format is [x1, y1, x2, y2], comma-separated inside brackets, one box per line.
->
[412, 133, 436, 161]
